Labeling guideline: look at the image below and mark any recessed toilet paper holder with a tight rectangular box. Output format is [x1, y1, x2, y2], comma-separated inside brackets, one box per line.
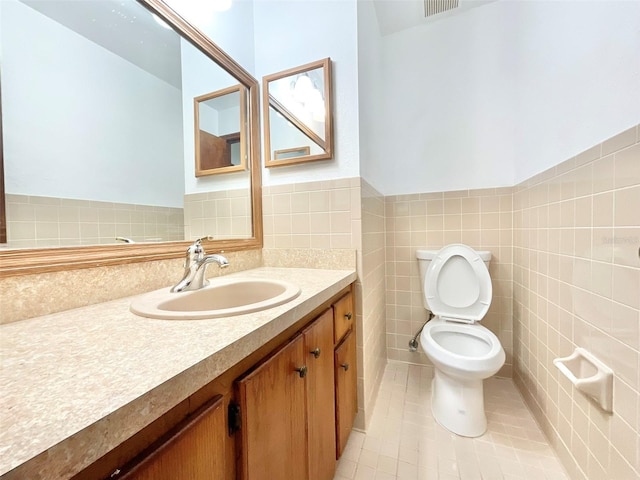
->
[553, 348, 613, 413]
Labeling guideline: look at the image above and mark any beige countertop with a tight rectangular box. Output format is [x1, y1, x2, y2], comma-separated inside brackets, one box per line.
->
[0, 267, 357, 479]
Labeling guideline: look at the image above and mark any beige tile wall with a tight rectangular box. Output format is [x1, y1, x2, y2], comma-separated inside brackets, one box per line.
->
[262, 178, 361, 250]
[384, 188, 514, 377]
[263, 177, 387, 429]
[183, 188, 252, 240]
[5, 195, 184, 247]
[513, 125, 640, 480]
[360, 179, 388, 427]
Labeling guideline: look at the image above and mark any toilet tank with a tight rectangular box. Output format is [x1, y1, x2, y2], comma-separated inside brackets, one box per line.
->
[416, 248, 491, 310]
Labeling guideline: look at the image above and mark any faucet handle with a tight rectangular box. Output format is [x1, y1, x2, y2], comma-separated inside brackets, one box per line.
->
[189, 236, 214, 250]
[183, 236, 217, 267]
[184, 237, 208, 266]
[188, 238, 204, 251]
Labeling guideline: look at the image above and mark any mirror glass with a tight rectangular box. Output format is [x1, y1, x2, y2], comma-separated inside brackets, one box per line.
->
[263, 58, 333, 167]
[195, 84, 247, 176]
[0, 0, 257, 250]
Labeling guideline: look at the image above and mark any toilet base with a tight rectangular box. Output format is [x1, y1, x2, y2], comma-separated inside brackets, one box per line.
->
[431, 369, 488, 437]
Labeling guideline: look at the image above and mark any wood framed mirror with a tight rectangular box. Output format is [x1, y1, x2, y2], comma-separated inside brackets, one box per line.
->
[263, 58, 333, 168]
[195, 84, 247, 176]
[0, 0, 262, 277]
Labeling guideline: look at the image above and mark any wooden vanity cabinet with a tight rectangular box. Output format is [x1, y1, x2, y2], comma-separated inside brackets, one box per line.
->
[75, 285, 356, 480]
[235, 308, 337, 480]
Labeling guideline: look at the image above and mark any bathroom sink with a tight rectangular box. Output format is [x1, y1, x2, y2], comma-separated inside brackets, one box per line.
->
[130, 278, 301, 320]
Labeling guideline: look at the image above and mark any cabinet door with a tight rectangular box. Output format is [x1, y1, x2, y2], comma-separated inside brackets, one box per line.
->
[333, 292, 354, 344]
[334, 329, 357, 457]
[302, 309, 336, 480]
[236, 334, 308, 480]
[117, 395, 226, 480]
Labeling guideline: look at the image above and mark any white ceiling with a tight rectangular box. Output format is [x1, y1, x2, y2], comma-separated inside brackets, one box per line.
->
[372, 0, 498, 36]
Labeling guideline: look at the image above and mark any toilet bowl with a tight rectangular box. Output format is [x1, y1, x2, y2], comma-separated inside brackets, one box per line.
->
[420, 318, 504, 437]
[416, 244, 505, 437]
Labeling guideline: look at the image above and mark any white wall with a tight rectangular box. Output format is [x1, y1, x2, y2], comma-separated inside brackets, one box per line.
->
[356, 1, 386, 193]
[199, 101, 240, 136]
[375, 1, 518, 195]
[180, 39, 250, 193]
[371, 0, 640, 195]
[1, 0, 185, 207]
[199, 103, 221, 133]
[253, 0, 361, 186]
[164, 0, 256, 74]
[511, 0, 640, 183]
[163, 0, 256, 194]
[163, 0, 361, 187]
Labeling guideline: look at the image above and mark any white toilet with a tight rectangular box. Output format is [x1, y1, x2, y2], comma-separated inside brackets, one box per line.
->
[416, 244, 505, 437]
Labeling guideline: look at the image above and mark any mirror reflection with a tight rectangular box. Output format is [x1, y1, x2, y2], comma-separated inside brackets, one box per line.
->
[263, 58, 333, 167]
[194, 85, 247, 176]
[0, 0, 255, 248]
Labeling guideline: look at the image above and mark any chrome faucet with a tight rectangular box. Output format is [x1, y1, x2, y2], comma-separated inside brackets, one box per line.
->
[171, 238, 229, 293]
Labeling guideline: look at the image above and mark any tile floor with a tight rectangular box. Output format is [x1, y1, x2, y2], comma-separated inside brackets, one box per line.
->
[334, 362, 570, 480]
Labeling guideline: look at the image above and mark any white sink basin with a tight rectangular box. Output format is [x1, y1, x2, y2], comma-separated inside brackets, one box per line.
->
[130, 277, 301, 320]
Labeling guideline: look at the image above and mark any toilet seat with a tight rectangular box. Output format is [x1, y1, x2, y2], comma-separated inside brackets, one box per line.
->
[425, 244, 492, 323]
[420, 319, 504, 376]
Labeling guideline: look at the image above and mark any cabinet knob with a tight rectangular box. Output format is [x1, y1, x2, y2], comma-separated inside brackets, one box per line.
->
[345, 312, 353, 320]
[310, 348, 321, 359]
[341, 363, 350, 371]
[295, 366, 308, 378]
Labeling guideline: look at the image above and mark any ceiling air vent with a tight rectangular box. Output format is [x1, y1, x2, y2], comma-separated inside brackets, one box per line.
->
[424, 0, 460, 17]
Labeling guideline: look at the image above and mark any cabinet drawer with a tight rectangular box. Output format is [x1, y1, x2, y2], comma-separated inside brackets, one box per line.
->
[333, 293, 354, 344]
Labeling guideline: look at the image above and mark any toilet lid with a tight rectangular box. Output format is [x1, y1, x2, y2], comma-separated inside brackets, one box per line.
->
[424, 244, 492, 323]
